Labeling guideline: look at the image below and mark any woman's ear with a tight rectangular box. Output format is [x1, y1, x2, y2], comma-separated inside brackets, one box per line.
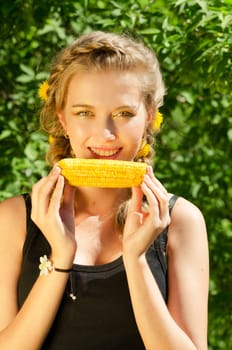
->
[145, 110, 153, 127]
[57, 111, 67, 129]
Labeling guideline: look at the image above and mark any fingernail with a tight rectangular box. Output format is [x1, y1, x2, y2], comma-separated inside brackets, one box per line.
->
[144, 174, 150, 182]
[147, 166, 153, 175]
[52, 166, 60, 175]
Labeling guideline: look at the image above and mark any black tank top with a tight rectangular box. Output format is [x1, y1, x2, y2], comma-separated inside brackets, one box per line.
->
[18, 194, 178, 350]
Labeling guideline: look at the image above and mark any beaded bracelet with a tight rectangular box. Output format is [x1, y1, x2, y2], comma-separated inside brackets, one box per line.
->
[39, 255, 72, 276]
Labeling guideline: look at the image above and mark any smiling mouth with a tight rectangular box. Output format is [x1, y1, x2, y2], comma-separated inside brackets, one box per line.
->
[88, 147, 121, 158]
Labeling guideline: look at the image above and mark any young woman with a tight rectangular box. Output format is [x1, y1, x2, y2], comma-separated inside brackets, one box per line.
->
[0, 31, 209, 349]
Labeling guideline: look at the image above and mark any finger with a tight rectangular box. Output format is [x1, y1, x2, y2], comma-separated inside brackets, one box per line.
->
[147, 166, 167, 194]
[141, 180, 160, 218]
[31, 166, 61, 219]
[59, 182, 76, 233]
[32, 166, 61, 203]
[142, 177, 170, 233]
[48, 175, 65, 214]
[141, 181, 170, 234]
[143, 174, 169, 216]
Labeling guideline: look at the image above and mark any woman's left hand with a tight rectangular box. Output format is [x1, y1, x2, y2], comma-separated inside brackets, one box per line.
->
[123, 166, 170, 258]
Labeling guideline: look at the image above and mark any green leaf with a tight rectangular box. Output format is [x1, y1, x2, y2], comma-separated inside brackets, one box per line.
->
[227, 129, 232, 141]
[19, 63, 34, 77]
[0, 130, 11, 140]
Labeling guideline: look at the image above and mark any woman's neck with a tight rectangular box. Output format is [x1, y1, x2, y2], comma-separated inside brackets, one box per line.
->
[72, 187, 127, 265]
[74, 187, 130, 218]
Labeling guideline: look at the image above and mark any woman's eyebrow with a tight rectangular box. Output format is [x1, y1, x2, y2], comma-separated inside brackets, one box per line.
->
[71, 104, 139, 111]
[71, 104, 94, 109]
[116, 105, 137, 109]
[113, 104, 140, 113]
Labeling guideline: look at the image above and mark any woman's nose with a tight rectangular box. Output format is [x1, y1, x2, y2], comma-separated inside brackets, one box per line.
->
[94, 118, 116, 141]
[103, 128, 116, 141]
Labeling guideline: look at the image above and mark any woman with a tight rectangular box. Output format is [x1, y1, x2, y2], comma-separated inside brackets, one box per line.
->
[0, 31, 209, 349]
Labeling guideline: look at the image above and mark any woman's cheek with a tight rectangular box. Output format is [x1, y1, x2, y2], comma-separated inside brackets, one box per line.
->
[67, 127, 87, 157]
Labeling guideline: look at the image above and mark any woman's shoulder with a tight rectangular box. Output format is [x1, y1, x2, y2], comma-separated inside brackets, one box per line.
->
[170, 195, 205, 224]
[0, 194, 28, 248]
[169, 195, 205, 221]
[0, 194, 27, 216]
[167, 195, 207, 251]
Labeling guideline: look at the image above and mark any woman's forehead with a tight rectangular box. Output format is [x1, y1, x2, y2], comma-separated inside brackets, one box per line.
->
[66, 71, 143, 106]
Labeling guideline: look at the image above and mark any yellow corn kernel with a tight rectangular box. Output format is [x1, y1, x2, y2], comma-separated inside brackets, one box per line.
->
[58, 158, 147, 188]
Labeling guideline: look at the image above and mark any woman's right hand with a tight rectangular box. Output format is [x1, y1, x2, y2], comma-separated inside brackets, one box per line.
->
[31, 165, 77, 268]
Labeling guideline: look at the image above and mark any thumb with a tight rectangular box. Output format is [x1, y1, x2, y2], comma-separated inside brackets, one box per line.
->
[62, 182, 76, 211]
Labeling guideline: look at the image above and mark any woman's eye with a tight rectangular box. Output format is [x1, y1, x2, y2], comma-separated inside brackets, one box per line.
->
[75, 111, 94, 118]
[113, 111, 134, 118]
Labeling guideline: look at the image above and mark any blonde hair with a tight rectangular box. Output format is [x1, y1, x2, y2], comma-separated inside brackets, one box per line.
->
[40, 31, 165, 165]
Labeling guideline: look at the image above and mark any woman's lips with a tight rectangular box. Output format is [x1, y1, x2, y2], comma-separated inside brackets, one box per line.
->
[88, 147, 122, 159]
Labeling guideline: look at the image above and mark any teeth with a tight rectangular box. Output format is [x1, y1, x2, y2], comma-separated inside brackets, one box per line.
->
[90, 148, 118, 156]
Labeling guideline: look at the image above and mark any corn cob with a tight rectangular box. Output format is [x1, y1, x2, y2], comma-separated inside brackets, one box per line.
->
[58, 158, 147, 188]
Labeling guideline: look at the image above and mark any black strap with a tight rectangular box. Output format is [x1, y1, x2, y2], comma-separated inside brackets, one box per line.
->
[22, 193, 32, 227]
[163, 194, 179, 244]
[153, 194, 179, 274]
[168, 194, 179, 215]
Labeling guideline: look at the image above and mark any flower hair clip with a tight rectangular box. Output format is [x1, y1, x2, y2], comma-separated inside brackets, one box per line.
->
[38, 80, 49, 101]
[153, 111, 163, 131]
[49, 135, 55, 145]
[134, 111, 164, 159]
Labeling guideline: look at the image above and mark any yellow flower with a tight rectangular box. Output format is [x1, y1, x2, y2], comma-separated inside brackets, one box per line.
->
[38, 80, 49, 101]
[153, 111, 163, 131]
[135, 140, 151, 159]
[49, 135, 55, 145]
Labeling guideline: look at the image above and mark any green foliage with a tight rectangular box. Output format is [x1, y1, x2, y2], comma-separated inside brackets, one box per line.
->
[0, 0, 231, 348]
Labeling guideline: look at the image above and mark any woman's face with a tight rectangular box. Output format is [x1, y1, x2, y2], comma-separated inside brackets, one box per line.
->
[58, 70, 151, 161]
